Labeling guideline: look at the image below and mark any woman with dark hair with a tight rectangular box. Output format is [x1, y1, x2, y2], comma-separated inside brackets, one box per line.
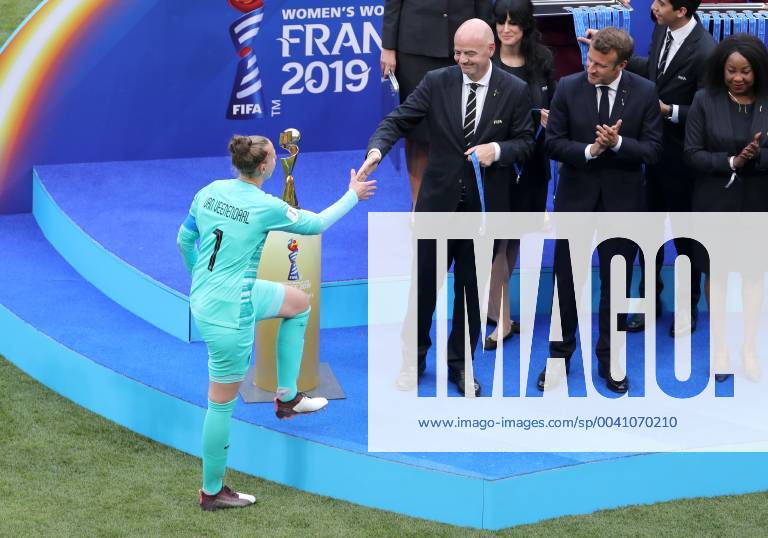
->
[484, 0, 555, 348]
[685, 33, 768, 382]
[177, 135, 375, 510]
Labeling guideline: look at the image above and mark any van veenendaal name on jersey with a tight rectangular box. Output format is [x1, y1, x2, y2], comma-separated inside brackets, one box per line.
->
[203, 197, 251, 224]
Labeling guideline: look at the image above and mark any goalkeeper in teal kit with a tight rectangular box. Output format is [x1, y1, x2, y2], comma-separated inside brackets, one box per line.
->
[177, 134, 376, 511]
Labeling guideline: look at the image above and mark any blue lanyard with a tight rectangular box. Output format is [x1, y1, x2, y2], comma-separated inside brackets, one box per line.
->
[722, 12, 732, 39]
[746, 12, 756, 36]
[712, 12, 722, 43]
[700, 12, 711, 34]
[469, 152, 485, 213]
[621, 7, 631, 33]
[569, 8, 589, 67]
[587, 8, 598, 32]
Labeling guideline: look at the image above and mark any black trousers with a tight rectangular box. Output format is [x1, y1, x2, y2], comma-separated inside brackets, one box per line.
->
[416, 179, 481, 372]
[637, 155, 702, 309]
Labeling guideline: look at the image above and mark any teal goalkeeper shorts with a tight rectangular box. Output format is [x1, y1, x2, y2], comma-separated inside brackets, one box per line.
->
[195, 279, 285, 383]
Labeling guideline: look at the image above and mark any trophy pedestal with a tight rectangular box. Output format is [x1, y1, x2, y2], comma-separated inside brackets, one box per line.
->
[239, 362, 345, 403]
[239, 231, 345, 403]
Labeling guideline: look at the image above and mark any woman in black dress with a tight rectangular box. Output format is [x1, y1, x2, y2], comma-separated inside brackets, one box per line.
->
[685, 34, 768, 381]
[485, 0, 556, 349]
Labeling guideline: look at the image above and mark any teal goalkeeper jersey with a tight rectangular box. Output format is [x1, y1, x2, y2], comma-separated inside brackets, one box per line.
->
[177, 178, 358, 328]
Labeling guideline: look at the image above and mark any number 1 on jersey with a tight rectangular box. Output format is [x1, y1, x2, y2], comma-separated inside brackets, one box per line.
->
[208, 229, 223, 271]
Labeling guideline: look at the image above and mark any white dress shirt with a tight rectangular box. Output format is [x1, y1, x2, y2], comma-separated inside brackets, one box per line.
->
[585, 70, 623, 161]
[659, 17, 697, 124]
[461, 62, 501, 161]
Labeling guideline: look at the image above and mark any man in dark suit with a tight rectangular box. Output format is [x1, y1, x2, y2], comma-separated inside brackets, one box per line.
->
[380, 1, 494, 207]
[623, 0, 715, 336]
[541, 27, 663, 393]
[359, 19, 534, 395]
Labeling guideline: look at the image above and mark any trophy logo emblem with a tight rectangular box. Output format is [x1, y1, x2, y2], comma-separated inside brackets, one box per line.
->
[287, 238, 300, 281]
[227, 0, 265, 119]
[279, 128, 301, 208]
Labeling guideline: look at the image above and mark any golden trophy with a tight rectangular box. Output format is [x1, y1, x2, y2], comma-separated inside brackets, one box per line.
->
[240, 129, 344, 403]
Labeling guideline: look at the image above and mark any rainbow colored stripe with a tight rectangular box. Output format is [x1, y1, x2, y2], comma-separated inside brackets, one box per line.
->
[0, 0, 110, 192]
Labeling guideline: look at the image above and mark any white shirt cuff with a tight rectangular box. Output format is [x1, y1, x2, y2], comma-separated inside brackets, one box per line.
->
[610, 136, 623, 152]
[367, 148, 382, 160]
[729, 156, 736, 171]
[585, 144, 596, 161]
[491, 142, 501, 162]
[670, 105, 680, 124]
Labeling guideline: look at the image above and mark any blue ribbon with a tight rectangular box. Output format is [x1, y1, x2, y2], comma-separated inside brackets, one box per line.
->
[469, 152, 485, 213]
[759, 13, 767, 45]
[735, 12, 747, 34]
[597, 6, 607, 29]
[746, 11, 757, 36]
[722, 12, 732, 40]
[712, 12, 722, 43]
[587, 8, 598, 31]
[621, 7, 631, 33]
[569, 8, 589, 67]
[700, 12, 711, 35]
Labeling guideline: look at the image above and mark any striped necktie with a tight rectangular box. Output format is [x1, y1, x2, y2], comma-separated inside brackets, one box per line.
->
[463, 82, 480, 147]
[657, 30, 673, 79]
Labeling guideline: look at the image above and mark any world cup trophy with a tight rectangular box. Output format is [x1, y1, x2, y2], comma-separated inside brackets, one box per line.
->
[242, 128, 344, 403]
[279, 128, 301, 208]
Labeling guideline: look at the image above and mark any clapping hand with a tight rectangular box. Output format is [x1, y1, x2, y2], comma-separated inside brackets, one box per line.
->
[596, 119, 622, 150]
[734, 131, 762, 168]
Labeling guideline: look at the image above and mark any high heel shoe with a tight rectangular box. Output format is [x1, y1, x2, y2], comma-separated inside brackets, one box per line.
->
[712, 352, 732, 383]
[742, 349, 762, 383]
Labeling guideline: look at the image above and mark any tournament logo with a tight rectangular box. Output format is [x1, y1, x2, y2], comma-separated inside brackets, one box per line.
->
[287, 238, 300, 281]
[227, 0, 265, 119]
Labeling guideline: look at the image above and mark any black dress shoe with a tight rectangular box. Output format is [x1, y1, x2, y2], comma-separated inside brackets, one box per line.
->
[536, 362, 570, 391]
[669, 309, 698, 338]
[597, 364, 628, 394]
[625, 301, 663, 333]
[448, 369, 481, 396]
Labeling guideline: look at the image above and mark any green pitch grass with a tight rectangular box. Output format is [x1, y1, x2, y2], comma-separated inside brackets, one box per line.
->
[3, 355, 768, 536]
[3, 3, 768, 536]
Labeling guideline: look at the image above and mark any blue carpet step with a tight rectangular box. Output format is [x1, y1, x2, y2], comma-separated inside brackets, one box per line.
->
[32, 151, 410, 342]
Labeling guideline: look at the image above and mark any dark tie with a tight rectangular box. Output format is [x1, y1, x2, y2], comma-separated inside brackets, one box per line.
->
[657, 30, 673, 79]
[598, 85, 610, 125]
[463, 82, 480, 148]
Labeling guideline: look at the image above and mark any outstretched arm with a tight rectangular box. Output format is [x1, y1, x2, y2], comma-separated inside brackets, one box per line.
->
[268, 170, 376, 235]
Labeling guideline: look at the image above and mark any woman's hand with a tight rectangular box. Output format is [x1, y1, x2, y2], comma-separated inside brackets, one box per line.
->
[349, 169, 377, 201]
[380, 48, 396, 77]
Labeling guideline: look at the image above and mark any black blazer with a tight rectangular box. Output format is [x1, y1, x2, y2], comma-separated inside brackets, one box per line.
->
[627, 20, 715, 147]
[545, 70, 663, 211]
[684, 89, 768, 211]
[367, 64, 534, 212]
[381, 0, 493, 58]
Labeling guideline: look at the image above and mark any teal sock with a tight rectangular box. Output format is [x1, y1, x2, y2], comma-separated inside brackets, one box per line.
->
[276, 307, 311, 402]
[201, 397, 237, 495]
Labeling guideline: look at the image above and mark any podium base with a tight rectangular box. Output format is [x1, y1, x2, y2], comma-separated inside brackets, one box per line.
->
[238, 362, 346, 403]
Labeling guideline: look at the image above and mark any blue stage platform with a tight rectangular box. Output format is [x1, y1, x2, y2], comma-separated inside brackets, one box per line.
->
[2, 152, 768, 530]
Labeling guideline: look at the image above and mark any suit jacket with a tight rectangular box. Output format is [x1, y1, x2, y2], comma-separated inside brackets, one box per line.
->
[381, 0, 493, 58]
[627, 20, 715, 148]
[367, 64, 535, 212]
[684, 89, 768, 211]
[545, 70, 663, 211]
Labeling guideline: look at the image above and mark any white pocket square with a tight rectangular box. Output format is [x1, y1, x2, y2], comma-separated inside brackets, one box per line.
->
[677, 75, 687, 81]
[493, 119, 503, 125]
